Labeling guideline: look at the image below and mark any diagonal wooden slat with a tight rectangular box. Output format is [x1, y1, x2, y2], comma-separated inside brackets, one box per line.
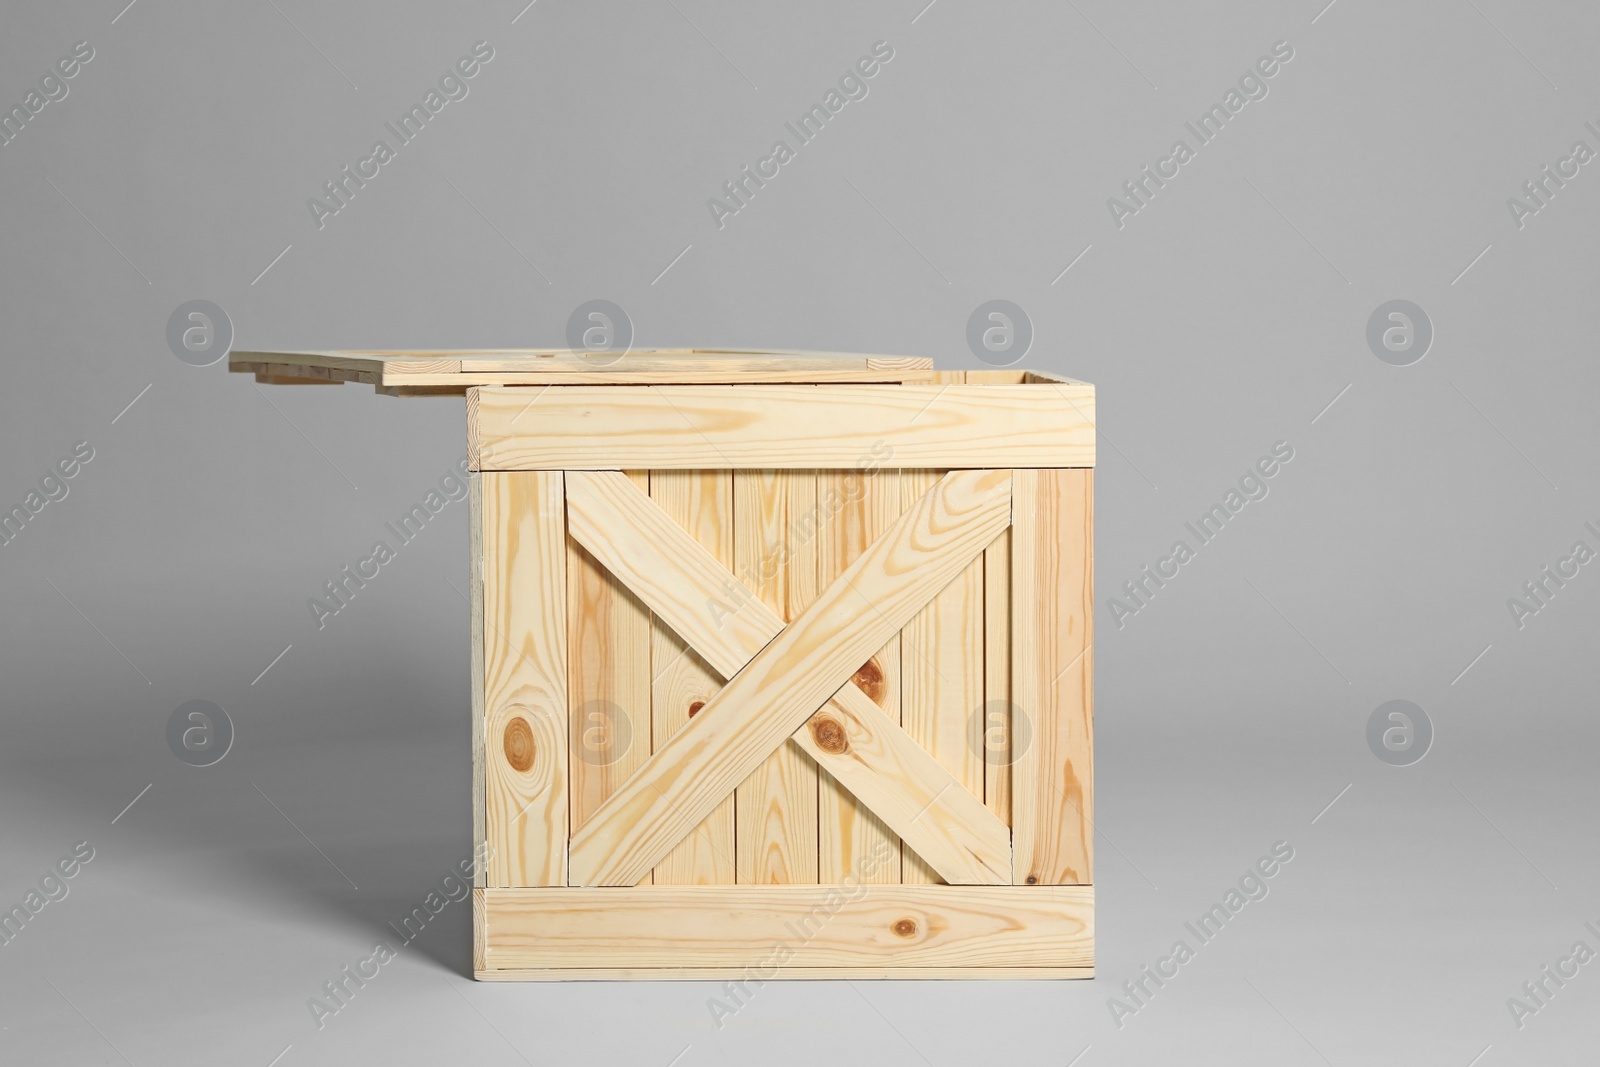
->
[789, 683, 1009, 883]
[564, 468, 1013, 886]
[565, 469, 1009, 884]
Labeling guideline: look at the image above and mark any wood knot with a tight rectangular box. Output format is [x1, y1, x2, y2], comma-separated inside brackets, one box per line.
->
[853, 657, 886, 705]
[810, 716, 848, 755]
[891, 918, 918, 939]
[1025, 875, 1038, 885]
[503, 715, 535, 773]
[687, 700, 705, 719]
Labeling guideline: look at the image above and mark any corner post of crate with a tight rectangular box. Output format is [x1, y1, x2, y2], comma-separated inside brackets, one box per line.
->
[468, 467, 486, 888]
[471, 389, 572, 891]
[1010, 461, 1095, 887]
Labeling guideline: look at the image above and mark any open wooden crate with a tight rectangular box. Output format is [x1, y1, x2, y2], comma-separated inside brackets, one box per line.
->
[234, 349, 1095, 980]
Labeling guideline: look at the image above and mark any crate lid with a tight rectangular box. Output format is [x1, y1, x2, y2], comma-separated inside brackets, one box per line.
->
[231, 348, 936, 396]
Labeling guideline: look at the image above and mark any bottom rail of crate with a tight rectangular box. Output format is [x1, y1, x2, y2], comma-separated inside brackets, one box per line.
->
[473, 884, 1094, 981]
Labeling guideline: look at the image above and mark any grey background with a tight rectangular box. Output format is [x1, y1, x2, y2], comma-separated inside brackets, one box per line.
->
[1, 0, 1596, 1063]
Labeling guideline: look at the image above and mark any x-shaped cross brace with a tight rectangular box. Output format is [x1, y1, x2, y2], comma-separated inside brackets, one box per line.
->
[563, 468, 1014, 887]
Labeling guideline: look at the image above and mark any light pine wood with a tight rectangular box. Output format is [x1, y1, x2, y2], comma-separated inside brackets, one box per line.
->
[473, 889, 487, 973]
[566, 471, 653, 888]
[478, 885, 1091, 970]
[482, 472, 569, 888]
[1011, 469, 1094, 886]
[565, 470, 1013, 886]
[733, 470, 820, 885]
[562, 470, 1011, 886]
[817, 469, 903, 885]
[476, 966, 1093, 980]
[790, 681, 1009, 884]
[899, 468, 989, 884]
[243, 350, 1099, 979]
[232, 349, 937, 393]
[650, 471, 737, 885]
[963, 370, 1030, 384]
[468, 473, 487, 887]
[380, 363, 931, 386]
[247, 367, 347, 386]
[470, 384, 1095, 470]
[983, 527, 1012, 826]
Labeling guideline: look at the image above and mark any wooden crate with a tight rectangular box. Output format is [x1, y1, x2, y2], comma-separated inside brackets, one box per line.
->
[233, 350, 1095, 980]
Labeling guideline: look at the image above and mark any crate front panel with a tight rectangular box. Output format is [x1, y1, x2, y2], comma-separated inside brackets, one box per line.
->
[477, 465, 1091, 893]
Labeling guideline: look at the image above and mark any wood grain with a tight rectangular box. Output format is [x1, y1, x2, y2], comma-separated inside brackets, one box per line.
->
[983, 527, 1012, 826]
[566, 471, 653, 886]
[476, 965, 1093, 980]
[817, 468, 902, 884]
[232, 349, 937, 393]
[482, 472, 568, 887]
[733, 470, 820, 884]
[472, 384, 1095, 470]
[565, 469, 1013, 886]
[649, 471, 737, 885]
[468, 473, 486, 887]
[564, 470, 1009, 885]
[1011, 469, 1094, 886]
[473, 889, 487, 972]
[900, 468, 988, 884]
[478, 885, 1092, 970]
[791, 682, 1009, 884]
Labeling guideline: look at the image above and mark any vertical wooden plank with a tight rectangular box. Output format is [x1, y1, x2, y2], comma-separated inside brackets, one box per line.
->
[733, 470, 820, 884]
[469, 473, 487, 887]
[483, 472, 569, 887]
[817, 467, 903, 885]
[651, 470, 737, 884]
[472, 888, 487, 972]
[899, 467, 986, 884]
[568, 470, 654, 884]
[1012, 469, 1094, 885]
[983, 528, 1012, 827]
